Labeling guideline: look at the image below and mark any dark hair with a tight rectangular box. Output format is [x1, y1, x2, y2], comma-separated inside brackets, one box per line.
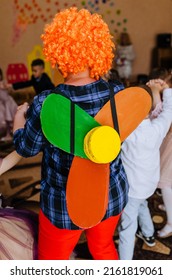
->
[137, 74, 149, 85]
[119, 32, 132, 46]
[31, 58, 45, 68]
[149, 67, 168, 80]
[108, 68, 121, 82]
[149, 67, 172, 87]
[0, 68, 3, 81]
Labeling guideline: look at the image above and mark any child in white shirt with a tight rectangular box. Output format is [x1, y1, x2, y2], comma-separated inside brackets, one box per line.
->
[118, 79, 172, 260]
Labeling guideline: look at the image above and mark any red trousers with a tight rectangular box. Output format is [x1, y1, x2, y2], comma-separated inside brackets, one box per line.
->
[38, 210, 121, 260]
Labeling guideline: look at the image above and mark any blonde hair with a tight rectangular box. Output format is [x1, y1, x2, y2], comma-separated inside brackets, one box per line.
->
[41, 7, 115, 79]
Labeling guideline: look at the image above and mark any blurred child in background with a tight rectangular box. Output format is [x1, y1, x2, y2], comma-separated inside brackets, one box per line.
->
[116, 32, 135, 86]
[118, 78, 172, 259]
[0, 59, 54, 95]
[0, 68, 17, 140]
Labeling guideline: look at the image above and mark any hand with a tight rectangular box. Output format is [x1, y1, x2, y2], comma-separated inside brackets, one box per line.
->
[146, 79, 163, 109]
[0, 81, 12, 90]
[0, 81, 6, 89]
[146, 79, 169, 93]
[146, 79, 162, 93]
[13, 102, 29, 132]
[16, 102, 29, 116]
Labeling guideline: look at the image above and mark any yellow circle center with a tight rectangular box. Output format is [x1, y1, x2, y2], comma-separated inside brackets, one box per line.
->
[84, 126, 121, 163]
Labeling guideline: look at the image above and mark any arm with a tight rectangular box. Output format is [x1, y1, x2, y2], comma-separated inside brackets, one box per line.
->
[152, 85, 172, 142]
[0, 80, 33, 91]
[13, 102, 29, 132]
[12, 80, 33, 91]
[0, 151, 22, 176]
[147, 79, 163, 119]
[13, 95, 45, 157]
[147, 79, 164, 108]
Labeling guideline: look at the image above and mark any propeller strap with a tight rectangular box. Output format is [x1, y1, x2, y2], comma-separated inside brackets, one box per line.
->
[70, 101, 75, 154]
[109, 86, 120, 136]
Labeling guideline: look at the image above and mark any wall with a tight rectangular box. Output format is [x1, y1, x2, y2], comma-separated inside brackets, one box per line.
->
[0, 0, 171, 83]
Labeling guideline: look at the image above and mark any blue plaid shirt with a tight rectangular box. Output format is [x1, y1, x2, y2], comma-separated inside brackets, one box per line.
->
[13, 78, 129, 229]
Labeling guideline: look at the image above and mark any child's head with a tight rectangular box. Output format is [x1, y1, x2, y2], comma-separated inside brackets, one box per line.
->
[149, 67, 168, 79]
[149, 67, 172, 87]
[31, 59, 45, 79]
[41, 7, 115, 79]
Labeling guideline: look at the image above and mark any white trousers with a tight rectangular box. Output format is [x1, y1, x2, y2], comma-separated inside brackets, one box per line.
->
[118, 197, 154, 260]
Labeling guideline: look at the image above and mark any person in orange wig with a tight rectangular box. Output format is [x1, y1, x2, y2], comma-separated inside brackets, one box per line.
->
[8, 7, 129, 260]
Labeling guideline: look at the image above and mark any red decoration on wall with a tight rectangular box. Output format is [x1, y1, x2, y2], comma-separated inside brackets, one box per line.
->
[6, 63, 29, 83]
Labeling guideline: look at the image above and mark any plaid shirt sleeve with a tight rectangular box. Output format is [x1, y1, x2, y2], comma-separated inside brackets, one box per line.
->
[13, 93, 48, 157]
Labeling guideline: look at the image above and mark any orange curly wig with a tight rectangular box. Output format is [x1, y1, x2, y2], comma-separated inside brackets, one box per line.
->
[41, 7, 115, 79]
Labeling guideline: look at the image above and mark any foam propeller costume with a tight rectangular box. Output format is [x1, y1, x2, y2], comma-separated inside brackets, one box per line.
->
[40, 86, 151, 228]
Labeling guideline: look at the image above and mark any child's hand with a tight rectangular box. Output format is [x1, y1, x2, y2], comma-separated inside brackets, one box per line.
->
[147, 79, 169, 93]
[16, 102, 29, 116]
[13, 102, 29, 132]
[0, 81, 7, 89]
[0, 81, 12, 90]
[146, 79, 162, 93]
